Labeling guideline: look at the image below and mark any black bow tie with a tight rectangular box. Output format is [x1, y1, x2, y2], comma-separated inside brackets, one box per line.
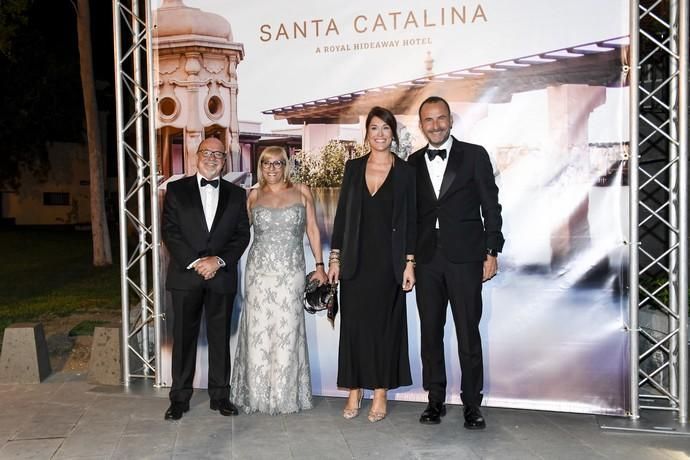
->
[200, 178, 219, 188]
[427, 149, 447, 161]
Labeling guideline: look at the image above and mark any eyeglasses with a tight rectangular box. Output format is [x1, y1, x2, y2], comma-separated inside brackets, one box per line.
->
[261, 160, 286, 169]
[199, 150, 226, 160]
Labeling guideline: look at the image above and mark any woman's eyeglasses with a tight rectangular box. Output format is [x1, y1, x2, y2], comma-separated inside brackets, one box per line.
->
[261, 160, 286, 169]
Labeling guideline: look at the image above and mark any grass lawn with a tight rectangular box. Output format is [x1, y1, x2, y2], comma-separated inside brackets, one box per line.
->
[0, 229, 120, 346]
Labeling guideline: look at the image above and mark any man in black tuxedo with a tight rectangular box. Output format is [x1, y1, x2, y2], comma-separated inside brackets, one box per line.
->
[161, 137, 250, 420]
[408, 96, 504, 429]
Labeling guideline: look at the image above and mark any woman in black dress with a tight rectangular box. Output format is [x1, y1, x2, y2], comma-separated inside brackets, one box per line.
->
[328, 106, 416, 422]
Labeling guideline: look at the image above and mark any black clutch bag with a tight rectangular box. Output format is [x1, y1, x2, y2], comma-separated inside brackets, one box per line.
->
[304, 271, 339, 327]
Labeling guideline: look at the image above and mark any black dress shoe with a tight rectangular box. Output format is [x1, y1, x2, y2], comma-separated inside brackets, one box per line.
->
[210, 399, 239, 416]
[463, 405, 486, 430]
[419, 402, 447, 424]
[164, 401, 189, 421]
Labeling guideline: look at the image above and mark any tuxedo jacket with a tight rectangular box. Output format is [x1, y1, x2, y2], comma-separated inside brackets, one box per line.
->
[408, 138, 504, 264]
[331, 154, 416, 282]
[162, 175, 250, 294]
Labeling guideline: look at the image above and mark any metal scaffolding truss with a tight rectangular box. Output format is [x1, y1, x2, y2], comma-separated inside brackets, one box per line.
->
[112, 0, 162, 386]
[111, 1, 689, 420]
[629, 0, 688, 424]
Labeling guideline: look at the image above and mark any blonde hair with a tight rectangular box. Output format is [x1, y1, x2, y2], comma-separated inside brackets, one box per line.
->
[257, 146, 292, 187]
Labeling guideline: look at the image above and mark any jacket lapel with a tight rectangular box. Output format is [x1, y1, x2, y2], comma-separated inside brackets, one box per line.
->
[209, 179, 229, 234]
[391, 156, 403, 221]
[417, 152, 438, 201]
[343, 157, 365, 261]
[438, 140, 461, 200]
[188, 176, 210, 233]
[348, 157, 365, 214]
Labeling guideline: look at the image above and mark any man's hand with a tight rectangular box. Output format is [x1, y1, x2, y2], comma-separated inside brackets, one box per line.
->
[482, 255, 498, 282]
[194, 256, 221, 280]
[402, 264, 416, 292]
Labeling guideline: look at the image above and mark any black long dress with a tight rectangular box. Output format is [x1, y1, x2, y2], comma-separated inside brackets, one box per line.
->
[337, 170, 412, 390]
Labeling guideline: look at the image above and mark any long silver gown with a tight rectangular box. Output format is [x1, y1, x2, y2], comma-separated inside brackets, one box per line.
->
[231, 204, 313, 414]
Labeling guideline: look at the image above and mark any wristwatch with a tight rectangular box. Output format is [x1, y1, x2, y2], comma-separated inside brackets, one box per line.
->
[486, 249, 498, 257]
[216, 257, 226, 267]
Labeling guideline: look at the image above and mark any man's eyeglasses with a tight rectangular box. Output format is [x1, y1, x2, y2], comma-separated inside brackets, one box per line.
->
[261, 160, 286, 169]
[199, 150, 226, 160]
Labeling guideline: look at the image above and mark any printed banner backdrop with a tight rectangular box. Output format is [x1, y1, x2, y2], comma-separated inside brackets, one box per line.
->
[154, 0, 631, 415]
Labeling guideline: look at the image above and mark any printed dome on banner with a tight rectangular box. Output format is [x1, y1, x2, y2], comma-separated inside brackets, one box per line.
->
[155, 0, 233, 43]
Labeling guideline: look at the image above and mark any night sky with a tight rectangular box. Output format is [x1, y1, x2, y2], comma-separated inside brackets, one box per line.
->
[16, 0, 116, 170]
[28, 0, 115, 112]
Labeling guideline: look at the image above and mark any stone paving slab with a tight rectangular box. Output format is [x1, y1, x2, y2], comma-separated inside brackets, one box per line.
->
[0, 439, 63, 460]
[0, 374, 689, 459]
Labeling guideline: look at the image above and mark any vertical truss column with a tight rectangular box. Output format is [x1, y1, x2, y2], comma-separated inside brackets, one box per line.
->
[632, 0, 688, 423]
[112, 0, 162, 385]
[629, 0, 641, 419]
[678, 0, 688, 425]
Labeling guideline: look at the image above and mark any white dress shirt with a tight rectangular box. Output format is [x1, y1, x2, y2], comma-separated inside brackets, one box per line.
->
[424, 136, 454, 228]
[197, 173, 219, 231]
[185, 174, 222, 270]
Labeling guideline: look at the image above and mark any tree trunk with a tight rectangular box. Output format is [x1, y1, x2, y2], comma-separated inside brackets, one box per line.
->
[76, 0, 112, 266]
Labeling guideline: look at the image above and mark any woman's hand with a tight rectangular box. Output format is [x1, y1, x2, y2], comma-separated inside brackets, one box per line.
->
[402, 263, 415, 292]
[310, 266, 328, 285]
[327, 263, 340, 285]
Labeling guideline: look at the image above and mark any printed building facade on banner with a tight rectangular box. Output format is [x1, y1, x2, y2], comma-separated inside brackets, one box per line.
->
[263, 37, 625, 152]
[264, 37, 627, 267]
[153, 0, 308, 185]
[153, 0, 244, 179]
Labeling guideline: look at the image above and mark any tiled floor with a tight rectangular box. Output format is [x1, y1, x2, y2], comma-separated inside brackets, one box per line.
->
[0, 373, 689, 459]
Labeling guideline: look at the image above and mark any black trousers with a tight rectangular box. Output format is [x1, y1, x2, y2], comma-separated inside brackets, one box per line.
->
[169, 288, 235, 403]
[415, 246, 484, 407]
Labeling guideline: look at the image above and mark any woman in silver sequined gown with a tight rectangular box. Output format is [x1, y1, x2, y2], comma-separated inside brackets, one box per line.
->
[231, 146, 327, 414]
